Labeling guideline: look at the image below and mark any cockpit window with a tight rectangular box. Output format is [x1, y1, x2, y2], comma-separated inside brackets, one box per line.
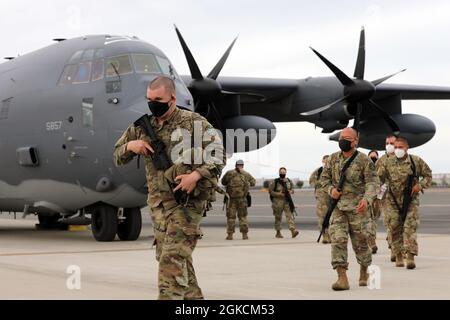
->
[82, 49, 95, 61]
[68, 50, 83, 64]
[73, 61, 92, 84]
[132, 54, 161, 74]
[106, 55, 133, 77]
[58, 64, 78, 85]
[95, 48, 104, 59]
[91, 59, 104, 82]
[156, 56, 174, 76]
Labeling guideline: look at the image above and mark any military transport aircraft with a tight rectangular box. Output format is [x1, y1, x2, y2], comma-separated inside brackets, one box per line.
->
[1, 26, 449, 241]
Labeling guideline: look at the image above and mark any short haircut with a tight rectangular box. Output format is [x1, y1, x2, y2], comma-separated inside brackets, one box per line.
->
[322, 155, 329, 160]
[279, 167, 287, 172]
[368, 150, 379, 157]
[148, 76, 175, 95]
[386, 134, 397, 139]
[395, 136, 409, 146]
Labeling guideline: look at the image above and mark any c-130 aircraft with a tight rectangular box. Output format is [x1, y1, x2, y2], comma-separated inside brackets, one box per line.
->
[1, 27, 449, 241]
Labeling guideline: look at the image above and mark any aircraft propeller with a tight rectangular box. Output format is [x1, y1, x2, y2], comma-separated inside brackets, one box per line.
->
[301, 27, 404, 135]
[174, 25, 239, 131]
[174, 25, 265, 132]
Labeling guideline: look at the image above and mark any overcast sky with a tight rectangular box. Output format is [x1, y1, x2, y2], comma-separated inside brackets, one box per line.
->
[1, 0, 450, 179]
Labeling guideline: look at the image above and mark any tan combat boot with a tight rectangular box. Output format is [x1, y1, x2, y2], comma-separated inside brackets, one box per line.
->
[395, 253, 404, 267]
[368, 238, 378, 254]
[275, 231, 283, 238]
[332, 266, 350, 291]
[359, 265, 369, 286]
[406, 253, 416, 269]
[322, 231, 331, 244]
[371, 244, 378, 254]
[242, 232, 248, 240]
[226, 233, 233, 240]
[291, 230, 299, 238]
[390, 251, 396, 262]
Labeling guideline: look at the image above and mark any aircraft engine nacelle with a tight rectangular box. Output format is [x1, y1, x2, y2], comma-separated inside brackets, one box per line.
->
[329, 113, 436, 150]
[221, 115, 276, 153]
[311, 103, 353, 132]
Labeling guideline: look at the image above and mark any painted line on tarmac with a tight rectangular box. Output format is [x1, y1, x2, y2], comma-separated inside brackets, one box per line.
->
[214, 204, 450, 208]
[0, 239, 316, 257]
[213, 204, 315, 208]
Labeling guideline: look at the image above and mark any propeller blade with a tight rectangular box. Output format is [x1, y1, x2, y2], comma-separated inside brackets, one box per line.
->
[352, 103, 363, 132]
[194, 100, 206, 113]
[300, 95, 349, 116]
[209, 101, 225, 133]
[207, 37, 238, 80]
[353, 27, 365, 80]
[221, 90, 266, 101]
[174, 25, 204, 80]
[371, 69, 406, 86]
[368, 99, 400, 135]
[310, 47, 354, 86]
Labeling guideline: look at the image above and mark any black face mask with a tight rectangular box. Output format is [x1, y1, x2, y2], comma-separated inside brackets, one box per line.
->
[279, 173, 286, 179]
[148, 99, 171, 117]
[370, 157, 378, 164]
[338, 139, 353, 152]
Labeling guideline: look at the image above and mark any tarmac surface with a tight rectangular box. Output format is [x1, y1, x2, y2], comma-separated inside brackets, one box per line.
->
[0, 189, 449, 299]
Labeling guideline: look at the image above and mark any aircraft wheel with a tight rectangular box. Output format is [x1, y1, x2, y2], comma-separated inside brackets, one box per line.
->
[117, 207, 142, 241]
[37, 213, 67, 230]
[91, 205, 118, 241]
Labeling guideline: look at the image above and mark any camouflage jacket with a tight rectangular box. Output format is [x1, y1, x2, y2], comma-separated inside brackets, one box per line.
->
[221, 169, 256, 198]
[113, 107, 225, 210]
[377, 154, 432, 206]
[309, 167, 327, 198]
[376, 153, 394, 171]
[269, 177, 294, 205]
[320, 151, 377, 211]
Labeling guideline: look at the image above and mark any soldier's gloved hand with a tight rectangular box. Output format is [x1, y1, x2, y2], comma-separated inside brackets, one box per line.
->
[357, 199, 368, 214]
[411, 184, 421, 196]
[126, 140, 154, 155]
[331, 188, 342, 200]
[173, 171, 202, 194]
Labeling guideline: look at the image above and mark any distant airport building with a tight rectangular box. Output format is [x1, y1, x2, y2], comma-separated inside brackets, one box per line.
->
[432, 173, 450, 186]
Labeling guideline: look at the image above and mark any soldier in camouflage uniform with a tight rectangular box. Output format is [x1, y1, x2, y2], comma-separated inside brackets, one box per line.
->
[377, 137, 432, 269]
[309, 155, 330, 244]
[269, 167, 299, 239]
[221, 160, 256, 240]
[367, 150, 381, 254]
[113, 76, 225, 300]
[320, 128, 377, 291]
[376, 135, 397, 261]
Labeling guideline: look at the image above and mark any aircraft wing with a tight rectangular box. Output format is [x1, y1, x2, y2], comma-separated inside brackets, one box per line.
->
[182, 75, 450, 123]
[375, 83, 450, 100]
[181, 75, 299, 101]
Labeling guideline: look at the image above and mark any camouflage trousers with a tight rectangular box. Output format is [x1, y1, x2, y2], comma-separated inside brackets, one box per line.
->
[382, 199, 393, 249]
[367, 199, 381, 244]
[385, 202, 420, 256]
[329, 208, 372, 269]
[226, 197, 249, 234]
[315, 195, 329, 231]
[272, 201, 297, 231]
[151, 203, 204, 300]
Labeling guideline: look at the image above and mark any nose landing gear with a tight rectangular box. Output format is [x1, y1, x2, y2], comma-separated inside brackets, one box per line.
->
[90, 204, 142, 242]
